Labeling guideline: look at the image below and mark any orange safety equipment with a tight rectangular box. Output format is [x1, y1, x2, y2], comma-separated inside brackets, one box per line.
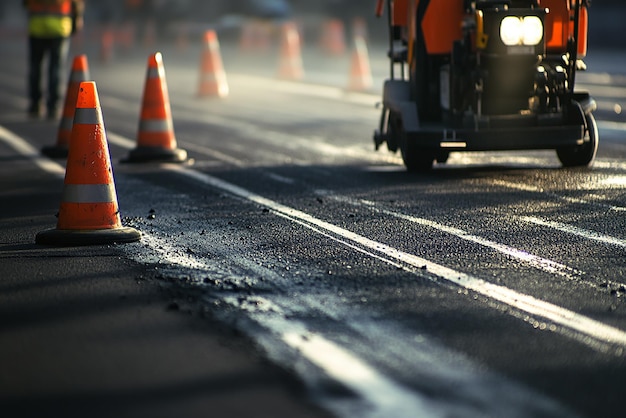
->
[41, 54, 90, 158]
[36, 81, 141, 245]
[24, 0, 80, 38]
[124, 52, 188, 163]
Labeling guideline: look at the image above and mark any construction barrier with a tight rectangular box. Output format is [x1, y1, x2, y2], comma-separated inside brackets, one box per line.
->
[124, 52, 188, 163]
[42, 54, 91, 159]
[198, 30, 229, 98]
[36, 82, 141, 246]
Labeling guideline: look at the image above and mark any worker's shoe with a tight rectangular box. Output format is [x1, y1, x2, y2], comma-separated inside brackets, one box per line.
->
[27, 103, 41, 119]
[46, 106, 59, 120]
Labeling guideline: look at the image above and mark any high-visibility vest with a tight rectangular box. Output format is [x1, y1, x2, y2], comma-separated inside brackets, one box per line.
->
[25, 0, 73, 38]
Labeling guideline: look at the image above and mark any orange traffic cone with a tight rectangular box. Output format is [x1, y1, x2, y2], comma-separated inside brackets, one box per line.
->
[352, 17, 368, 42]
[124, 52, 188, 163]
[117, 22, 135, 53]
[277, 22, 304, 80]
[100, 28, 114, 63]
[319, 19, 346, 56]
[239, 20, 271, 53]
[347, 36, 373, 91]
[198, 30, 229, 97]
[42, 54, 91, 159]
[36, 82, 141, 246]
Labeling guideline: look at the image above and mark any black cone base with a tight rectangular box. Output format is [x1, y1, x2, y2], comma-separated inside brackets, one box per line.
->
[41, 145, 69, 159]
[36, 227, 141, 246]
[123, 146, 187, 163]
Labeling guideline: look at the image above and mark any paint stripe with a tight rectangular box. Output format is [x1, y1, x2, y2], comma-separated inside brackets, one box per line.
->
[319, 193, 583, 280]
[8, 123, 624, 350]
[139, 231, 447, 417]
[491, 179, 626, 212]
[0, 125, 64, 176]
[167, 164, 626, 351]
[522, 216, 626, 249]
[62, 183, 117, 203]
[73, 107, 102, 125]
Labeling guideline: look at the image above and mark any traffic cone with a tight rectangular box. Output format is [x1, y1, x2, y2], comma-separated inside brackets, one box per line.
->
[319, 19, 346, 56]
[239, 20, 271, 53]
[176, 22, 190, 53]
[36, 82, 141, 246]
[124, 52, 188, 163]
[100, 28, 114, 63]
[277, 22, 304, 80]
[42, 54, 91, 159]
[198, 30, 229, 97]
[347, 36, 373, 91]
[117, 22, 135, 53]
[352, 17, 368, 42]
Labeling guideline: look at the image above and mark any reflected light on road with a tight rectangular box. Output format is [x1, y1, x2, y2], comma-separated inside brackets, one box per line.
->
[614, 104, 622, 114]
[600, 176, 626, 187]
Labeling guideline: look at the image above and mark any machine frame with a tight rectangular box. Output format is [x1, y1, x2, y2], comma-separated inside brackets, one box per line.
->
[373, 0, 598, 171]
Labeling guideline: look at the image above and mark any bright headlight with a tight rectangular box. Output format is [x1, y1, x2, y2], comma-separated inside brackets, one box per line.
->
[521, 16, 543, 46]
[500, 16, 543, 46]
[500, 16, 522, 46]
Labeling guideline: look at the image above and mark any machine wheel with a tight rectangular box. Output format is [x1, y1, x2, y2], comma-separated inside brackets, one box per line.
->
[556, 112, 598, 167]
[389, 112, 435, 172]
[400, 135, 435, 172]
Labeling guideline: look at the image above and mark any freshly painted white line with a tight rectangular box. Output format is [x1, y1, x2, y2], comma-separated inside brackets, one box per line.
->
[106, 131, 136, 149]
[491, 179, 626, 212]
[522, 216, 626, 249]
[4, 124, 626, 350]
[281, 329, 443, 418]
[164, 163, 626, 351]
[224, 294, 444, 418]
[0, 125, 65, 177]
[320, 192, 583, 280]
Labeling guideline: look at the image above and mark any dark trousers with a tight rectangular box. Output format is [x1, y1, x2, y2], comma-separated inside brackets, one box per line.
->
[27, 36, 70, 115]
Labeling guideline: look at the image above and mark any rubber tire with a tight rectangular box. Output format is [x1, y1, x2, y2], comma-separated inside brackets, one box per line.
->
[556, 112, 598, 168]
[400, 134, 435, 173]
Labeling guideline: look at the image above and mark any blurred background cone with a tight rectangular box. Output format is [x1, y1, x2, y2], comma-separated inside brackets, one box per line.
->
[36, 82, 141, 246]
[347, 36, 373, 91]
[198, 30, 229, 97]
[239, 20, 271, 53]
[42, 54, 90, 159]
[319, 19, 346, 56]
[277, 22, 304, 80]
[100, 28, 114, 63]
[125, 52, 188, 163]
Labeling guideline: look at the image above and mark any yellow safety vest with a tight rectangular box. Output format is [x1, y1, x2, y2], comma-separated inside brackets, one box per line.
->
[26, 0, 73, 38]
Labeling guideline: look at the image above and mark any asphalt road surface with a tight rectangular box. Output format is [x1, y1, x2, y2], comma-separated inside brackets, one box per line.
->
[1, 22, 626, 418]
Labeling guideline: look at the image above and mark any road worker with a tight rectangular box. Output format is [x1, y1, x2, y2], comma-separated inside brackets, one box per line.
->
[23, 0, 84, 119]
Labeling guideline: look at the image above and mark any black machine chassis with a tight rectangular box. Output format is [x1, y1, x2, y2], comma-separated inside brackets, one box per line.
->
[374, 0, 598, 171]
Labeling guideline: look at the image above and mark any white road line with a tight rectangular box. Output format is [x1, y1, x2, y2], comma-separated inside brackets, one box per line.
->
[522, 216, 626, 249]
[0, 125, 65, 177]
[319, 192, 583, 280]
[0, 125, 615, 415]
[4, 124, 626, 352]
[490, 179, 626, 212]
[164, 163, 626, 353]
